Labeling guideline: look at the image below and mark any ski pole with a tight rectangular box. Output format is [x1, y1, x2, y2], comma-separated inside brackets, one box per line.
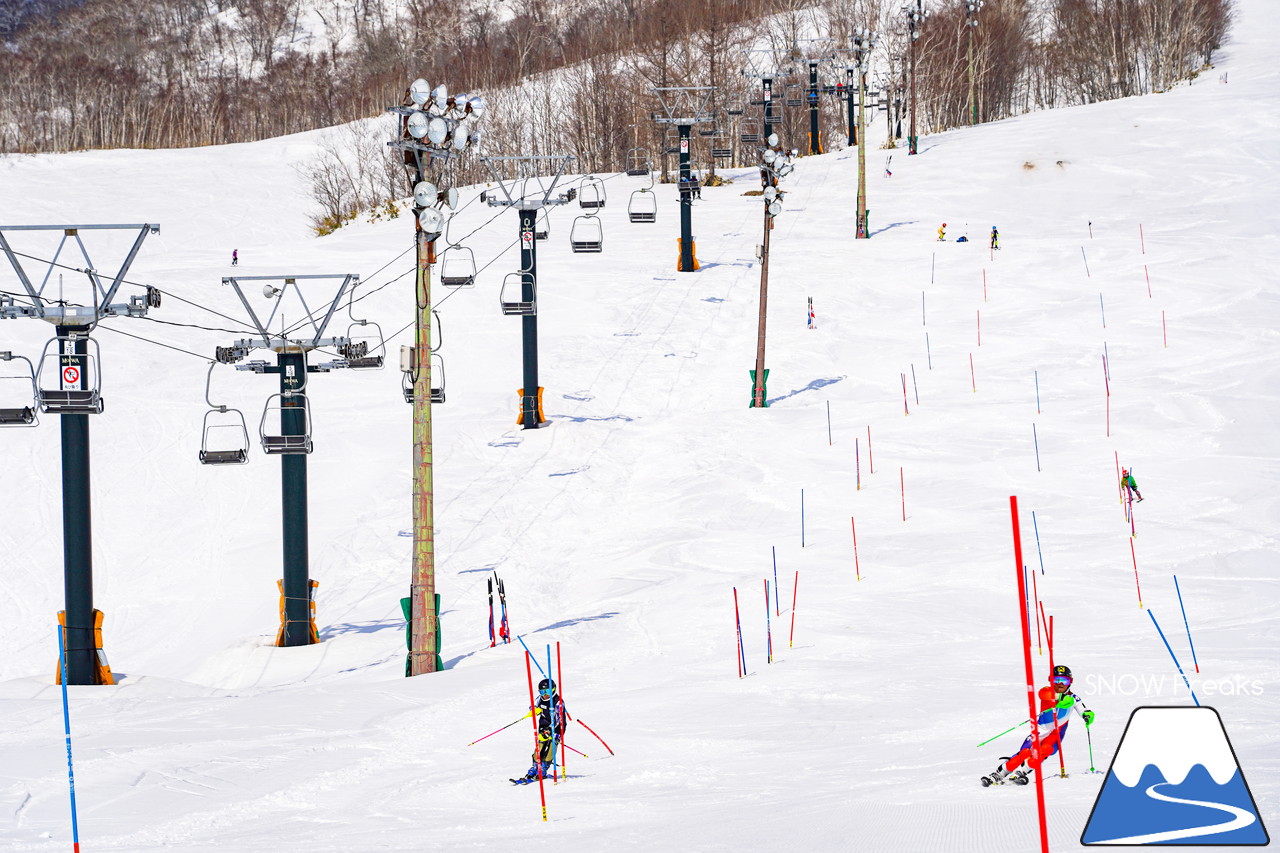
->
[1085, 721, 1098, 772]
[467, 711, 534, 746]
[977, 722, 1027, 747]
[562, 743, 588, 758]
[577, 719, 615, 755]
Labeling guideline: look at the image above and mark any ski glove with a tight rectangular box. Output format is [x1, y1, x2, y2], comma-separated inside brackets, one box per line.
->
[1082, 710, 1095, 727]
[1055, 694, 1076, 710]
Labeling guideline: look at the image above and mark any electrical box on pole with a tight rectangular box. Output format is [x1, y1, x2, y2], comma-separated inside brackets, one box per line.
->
[0, 222, 160, 685]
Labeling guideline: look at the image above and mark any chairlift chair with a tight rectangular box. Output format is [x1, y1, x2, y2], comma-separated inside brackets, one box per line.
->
[711, 134, 732, 160]
[439, 245, 478, 288]
[430, 353, 446, 404]
[698, 127, 715, 137]
[0, 351, 38, 426]
[260, 393, 314, 455]
[341, 280, 386, 368]
[740, 122, 761, 144]
[628, 189, 657, 224]
[578, 176, 606, 210]
[500, 272, 536, 316]
[570, 216, 604, 253]
[199, 364, 249, 464]
[35, 334, 104, 415]
[785, 83, 803, 107]
[625, 148, 652, 177]
[535, 209, 550, 241]
[727, 107, 744, 116]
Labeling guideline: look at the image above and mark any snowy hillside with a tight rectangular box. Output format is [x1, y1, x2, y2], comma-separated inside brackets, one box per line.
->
[1, 0, 1277, 850]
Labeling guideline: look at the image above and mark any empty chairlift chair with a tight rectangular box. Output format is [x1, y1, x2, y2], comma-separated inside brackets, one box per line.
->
[430, 353, 446, 404]
[740, 122, 761, 144]
[0, 351, 38, 426]
[711, 133, 732, 160]
[260, 390, 313, 455]
[570, 215, 604, 253]
[500, 272, 536, 316]
[625, 148, 651, 177]
[628, 189, 657, 224]
[439, 245, 477, 288]
[578, 176, 606, 210]
[199, 363, 249, 465]
[534, 209, 550, 241]
[35, 334, 104, 415]
[785, 83, 803, 107]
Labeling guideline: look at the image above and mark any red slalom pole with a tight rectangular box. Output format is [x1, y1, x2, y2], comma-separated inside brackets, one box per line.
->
[1042, 608, 1067, 777]
[1010, 496, 1051, 853]
[577, 719, 614, 756]
[1144, 264, 1151, 297]
[867, 426, 874, 473]
[1140, 223, 1145, 254]
[983, 268, 988, 302]
[1131, 539, 1143, 608]
[970, 353, 976, 392]
[525, 652, 548, 822]
[557, 642, 565, 781]
[1162, 311, 1167, 348]
[733, 587, 746, 678]
[1031, 567, 1042, 655]
[851, 517, 861, 581]
[900, 467, 906, 521]
[789, 571, 799, 648]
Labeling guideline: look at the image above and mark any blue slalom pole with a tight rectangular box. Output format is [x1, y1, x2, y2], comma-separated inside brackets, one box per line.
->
[1148, 609, 1199, 706]
[1033, 423, 1041, 471]
[1032, 511, 1045, 575]
[826, 401, 832, 446]
[1103, 342, 1111, 382]
[517, 635, 547, 678]
[546, 646, 552, 689]
[1099, 293, 1106, 327]
[1081, 246, 1091, 277]
[911, 364, 919, 405]
[1034, 370, 1040, 414]
[772, 546, 780, 616]
[57, 626, 82, 853]
[1177, 578, 1198, 671]
[926, 332, 932, 369]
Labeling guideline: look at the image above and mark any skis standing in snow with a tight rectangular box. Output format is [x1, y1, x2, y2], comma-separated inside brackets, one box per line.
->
[982, 665, 1096, 786]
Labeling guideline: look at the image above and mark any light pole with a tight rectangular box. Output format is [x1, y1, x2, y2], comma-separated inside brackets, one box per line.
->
[852, 28, 879, 240]
[388, 77, 486, 676]
[905, 2, 926, 155]
[966, 0, 984, 126]
[750, 133, 797, 408]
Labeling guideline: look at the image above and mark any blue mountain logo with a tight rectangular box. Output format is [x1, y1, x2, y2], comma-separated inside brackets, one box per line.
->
[1082, 706, 1269, 845]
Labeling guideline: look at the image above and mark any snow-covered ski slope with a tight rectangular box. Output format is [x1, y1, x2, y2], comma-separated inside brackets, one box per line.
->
[2, 2, 1278, 850]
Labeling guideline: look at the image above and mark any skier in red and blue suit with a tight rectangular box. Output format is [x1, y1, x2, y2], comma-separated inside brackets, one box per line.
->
[985, 665, 1095, 785]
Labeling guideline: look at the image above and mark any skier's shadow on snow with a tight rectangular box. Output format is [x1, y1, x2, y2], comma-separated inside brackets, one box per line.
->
[767, 375, 845, 406]
[871, 220, 915, 237]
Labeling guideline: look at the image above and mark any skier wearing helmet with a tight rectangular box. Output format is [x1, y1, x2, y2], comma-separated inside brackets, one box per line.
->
[937, 223, 947, 242]
[1121, 469, 1144, 502]
[513, 678, 568, 785]
[982, 665, 1096, 786]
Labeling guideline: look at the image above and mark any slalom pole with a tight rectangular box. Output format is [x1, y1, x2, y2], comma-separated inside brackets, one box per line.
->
[789, 571, 799, 647]
[867, 426, 874, 473]
[1099, 293, 1106, 328]
[467, 711, 534, 746]
[856, 438, 861, 490]
[1043, 608, 1066, 778]
[1131, 539, 1143, 608]
[764, 579, 773, 664]
[557, 641, 565, 781]
[488, 577, 496, 648]
[1145, 264, 1152, 297]
[1010, 496, 1051, 853]
[983, 268, 988, 302]
[970, 353, 976, 392]
[1162, 310, 1167, 348]
[1139, 222, 1145, 254]
[1032, 510, 1045, 574]
[1033, 423, 1041, 472]
[1174, 575, 1200, 673]
[1081, 246, 1091, 277]
[1031, 568, 1042, 655]
[801, 489, 806, 548]
[1148, 609, 1199, 705]
[772, 546, 780, 615]
[851, 517, 861, 581]
[926, 332, 932, 369]
[911, 364, 919, 405]
[524, 651, 548, 821]
[827, 400, 833, 446]
[1035, 370, 1040, 414]
[733, 587, 746, 677]
[577, 719, 615, 755]
[517, 635, 548, 678]
[901, 373, 909, 415]
[58, 626, 82, 853]
[900, 467, 906, 521]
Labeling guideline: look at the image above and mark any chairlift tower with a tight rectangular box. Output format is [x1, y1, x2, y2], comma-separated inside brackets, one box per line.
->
[214, 273, 364, 647]
[652, 87, 716, 273]
[851, 29, 879, 239]
[795, 40, 835, 156]
[388, 77, 487, 675]
[0, 222, 161, 685]
[744, 51, 794, 148]
[480, 155, 577, 428]
[904, 2, 927, 154]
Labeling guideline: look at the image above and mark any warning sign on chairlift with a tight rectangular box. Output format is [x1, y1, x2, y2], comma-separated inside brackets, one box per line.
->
[680, 139, 689, 154]
[521, 230, 534, 250]
[62, 365, 81, 386]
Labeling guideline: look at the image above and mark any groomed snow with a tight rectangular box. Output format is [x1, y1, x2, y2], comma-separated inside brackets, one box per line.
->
[1, 2, 1277, 850]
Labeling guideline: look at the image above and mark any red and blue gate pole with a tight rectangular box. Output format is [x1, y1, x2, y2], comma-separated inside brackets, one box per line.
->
[58, 626, 83, 853]
[733, 587, 747, 677]
[1010, 496, 1051, 853]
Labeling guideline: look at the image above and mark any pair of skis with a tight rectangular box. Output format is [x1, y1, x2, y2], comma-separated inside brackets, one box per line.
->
[488, 572, 510, 648]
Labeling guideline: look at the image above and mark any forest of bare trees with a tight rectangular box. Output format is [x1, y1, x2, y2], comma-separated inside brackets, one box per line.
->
[0, 0, 1231, 231]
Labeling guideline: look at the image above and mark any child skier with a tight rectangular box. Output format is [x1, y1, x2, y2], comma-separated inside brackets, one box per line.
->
[990, 226, 999, 250]
[232, 249, 238, 266]
[1121, 469, 1144, 502]
[937, 223, 947, 242]
[512, 678, 568, 785]
[982, 665, 1095, 786]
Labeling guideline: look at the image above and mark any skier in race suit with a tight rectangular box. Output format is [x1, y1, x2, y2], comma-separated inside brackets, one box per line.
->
[514, 678, 568, 784]
[990, 665, 1095, 783]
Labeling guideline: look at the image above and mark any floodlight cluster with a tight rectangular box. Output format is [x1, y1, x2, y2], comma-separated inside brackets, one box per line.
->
[404, 79, 487, 151]
[966, 0, 984, 25]
[903, 4, 928, 40]
[851, 28, 880, 66]
[759, 133, 798, 218]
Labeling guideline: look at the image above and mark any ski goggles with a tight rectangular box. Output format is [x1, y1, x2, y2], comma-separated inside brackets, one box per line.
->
[1052, 676, 1073, 687]
[538, 687, 553, 698]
